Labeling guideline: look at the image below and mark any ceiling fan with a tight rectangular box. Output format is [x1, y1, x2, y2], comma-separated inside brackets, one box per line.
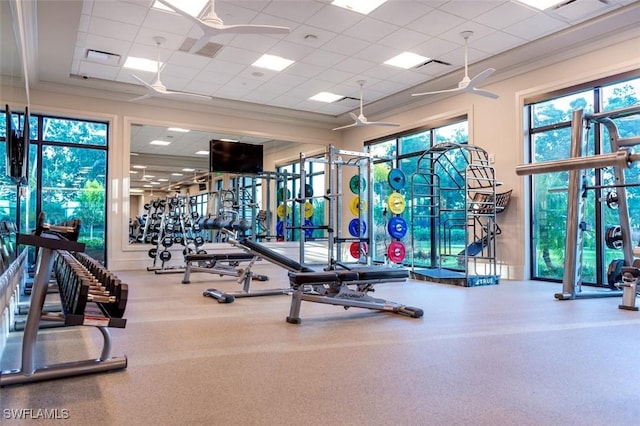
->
[412, 31, 499, 99]
[156, 0, 290, 54]
[333, 80, 400, 131]
[129, 36, 213, 102]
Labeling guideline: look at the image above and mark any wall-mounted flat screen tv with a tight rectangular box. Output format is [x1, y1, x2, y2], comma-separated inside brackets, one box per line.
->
[209, 140, 263, 175]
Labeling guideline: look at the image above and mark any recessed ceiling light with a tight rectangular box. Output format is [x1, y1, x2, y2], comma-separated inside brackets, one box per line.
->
[384, 52, 430, 69]
[132, 165, 147, 169]
[167, 127, 190, 132]
[150, 181, 161, 185]
[331, 0, 387, 15]
[129, 170, 138, 174]
[182, 168, 195, 172]
[514, 0, 567, 10]
[150, 140, 171, 146]
[195, 150, 209, 155]
[123, 56, 161, 73]
[252, 54, 294, 71]
[310, 92, 344, 103]
[158, 178, 169, 182]
[219, 138, 238, 142]
[145, 174, 155, 178]
[171, 173, 184, 176]
[143, 184, 153, 188]
[152, 0, 208, 16]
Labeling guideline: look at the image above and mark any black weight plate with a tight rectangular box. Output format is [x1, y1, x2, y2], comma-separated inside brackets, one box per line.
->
[194, 236, 205, 247]
[159, 250, 172, 261]
[388, 168, 406, 191]
[191, 211, 199, 220]
[161, 237, 173, 248]
[148, 248, 157, 258]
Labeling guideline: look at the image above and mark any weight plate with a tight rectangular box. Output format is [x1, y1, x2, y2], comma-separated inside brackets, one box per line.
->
[387, 192, 406, 214]
[276, 221, 290, 237]
[189, 197, 197, 206]
[349, 175, 366, 194]
[304, 219, 314, 238]
[277, 203, 291, 219]
[183, 247, 193, 256]
[606, 191, 618, 209]
[159, 250, 172, 262]
[170, 197, 179, 206]
[151, 235, 159, 245]
[277, 187, 291, 203]
[349, 196, 367, 216]
[191, 211, 199, 220]
[144, 203, 150, 211]
[388, 168, 406, 191]
[605, 225, 623, 250]
[236, 219, 250, 231]
[197, 249, 207, 255]
[193, 223, 201, 232]
[173, 236, 182, 244]
[349, 242, 368, 259]
[161, 237, 173, 248]
[194, 236, 205, 247]
[348, 218, 367, 237]
[387, 241, 406, 263]
[388, 216, 408, 239]
[304, 201, 314, 219]
[148, 248, 157, 259]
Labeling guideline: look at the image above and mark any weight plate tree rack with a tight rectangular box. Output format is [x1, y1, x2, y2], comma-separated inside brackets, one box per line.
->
[516, 105, 640, 310]
[410, 142, 502, 287]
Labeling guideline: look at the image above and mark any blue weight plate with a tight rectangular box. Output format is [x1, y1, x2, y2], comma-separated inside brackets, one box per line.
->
[276, 220, 290, 236]
[304, 219, 314, 238]
[348, 218, 367, 237]
[387, 216, 408, 239]
[388, 168, 406, 191]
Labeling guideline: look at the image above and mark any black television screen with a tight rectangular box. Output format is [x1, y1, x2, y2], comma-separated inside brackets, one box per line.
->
[210, 140, 263, 174]
[4, 104, 29, 185]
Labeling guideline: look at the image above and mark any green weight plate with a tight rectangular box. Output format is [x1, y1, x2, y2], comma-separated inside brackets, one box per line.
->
[349, 175, 366, 194]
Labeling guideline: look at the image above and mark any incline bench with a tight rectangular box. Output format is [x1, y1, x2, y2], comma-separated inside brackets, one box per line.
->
[225, 235, 424, 324]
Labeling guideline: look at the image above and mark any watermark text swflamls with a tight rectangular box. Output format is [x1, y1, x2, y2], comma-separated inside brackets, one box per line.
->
[3, 408, 70, 420]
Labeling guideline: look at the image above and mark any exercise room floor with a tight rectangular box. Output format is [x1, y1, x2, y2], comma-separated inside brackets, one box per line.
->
[1, 263, 639, 425]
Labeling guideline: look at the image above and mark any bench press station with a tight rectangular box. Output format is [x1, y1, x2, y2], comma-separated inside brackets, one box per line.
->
[223, 232, 424, 324]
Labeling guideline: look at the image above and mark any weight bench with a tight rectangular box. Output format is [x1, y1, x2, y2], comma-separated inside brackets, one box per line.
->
[185, 252, 287, 303]
[225, 235, 424, 324]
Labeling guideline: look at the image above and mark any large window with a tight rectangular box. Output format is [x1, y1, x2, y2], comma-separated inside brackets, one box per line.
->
[366, 118, 468, 265]
[526, 73, 640, 284]
[0, 109, 109, 263]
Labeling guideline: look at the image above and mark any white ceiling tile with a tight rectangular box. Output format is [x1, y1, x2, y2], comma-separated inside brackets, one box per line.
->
[161, 63, 202, 81]
[269, 40, 316, 61]
[228, 33, 280, 53]
[360, 64, 404, 81]
[413, 37, 460, 61]
[132, 29, 185, 51]
[502, 13, 566, 41]
[437, 23, 498, 53]
[214, 45, 263, 65]
[548, 0, 615, 23]
[377, 28, 432, 51]
[88, 16, 140, 41]
[142, 8, 195, 36]
[262, 1, 325, 23]
[166, 51, 211, 69]
[285, 61, 325, 79]
[203, 59, 246, 74]
[332, 56, 377, 75]
[342, 17, 400, 44]
[438, 0, 503, 20]
[91, 0, 149, 26]
[283, 24, 339, 49]
[321, 35, 370, 57]
[474, 1, 538, 30]
[406, 8, 467, 36]
[301, 49, 349, 68]
[368, 0, 435, 26]
[473, 31, 526, 55]
[306, 3, 365, 33]
[312, 68, 355, 85]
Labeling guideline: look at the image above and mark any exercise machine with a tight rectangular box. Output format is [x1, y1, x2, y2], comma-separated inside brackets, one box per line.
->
[223, 231, 423, 324]
[516, 105, 640, 310]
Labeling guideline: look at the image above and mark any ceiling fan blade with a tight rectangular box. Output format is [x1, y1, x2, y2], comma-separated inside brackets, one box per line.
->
[365, 121, 400, 127]
[130, 73, 155, 90]
[189, 33, 214, 54]
[332, 122, 357, 131]
[411, 87, 463, 97]
[161, 90, 213, 100]
[217, 24, 290, 35]
[471, 88, 499, 99]
[128, 94, 153, 102]
[467, 68, 495, 87]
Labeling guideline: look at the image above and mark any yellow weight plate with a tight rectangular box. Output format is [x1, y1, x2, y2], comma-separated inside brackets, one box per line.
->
[349, 196, 367, 216]
[277, 203, 291, 219]
[387, 193, 406, 214]
[304, 201, 314, 219]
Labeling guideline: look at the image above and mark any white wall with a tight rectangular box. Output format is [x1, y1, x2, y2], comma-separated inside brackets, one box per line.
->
[2, 31, 638, 276]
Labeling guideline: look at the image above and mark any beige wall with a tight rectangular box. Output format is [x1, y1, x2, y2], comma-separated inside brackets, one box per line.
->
[2, 31, 639, 276]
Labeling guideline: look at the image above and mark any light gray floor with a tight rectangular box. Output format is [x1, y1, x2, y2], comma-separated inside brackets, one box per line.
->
[1, 264, 639, 426]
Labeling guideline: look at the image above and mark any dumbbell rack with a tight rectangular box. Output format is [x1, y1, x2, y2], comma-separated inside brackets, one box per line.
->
[0, 232, 127, 386]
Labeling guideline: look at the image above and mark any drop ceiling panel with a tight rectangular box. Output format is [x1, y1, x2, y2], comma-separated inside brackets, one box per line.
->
[406, 9, 467, 37]
[502, 12, 567, 41]
[368, 0, 435, 26]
